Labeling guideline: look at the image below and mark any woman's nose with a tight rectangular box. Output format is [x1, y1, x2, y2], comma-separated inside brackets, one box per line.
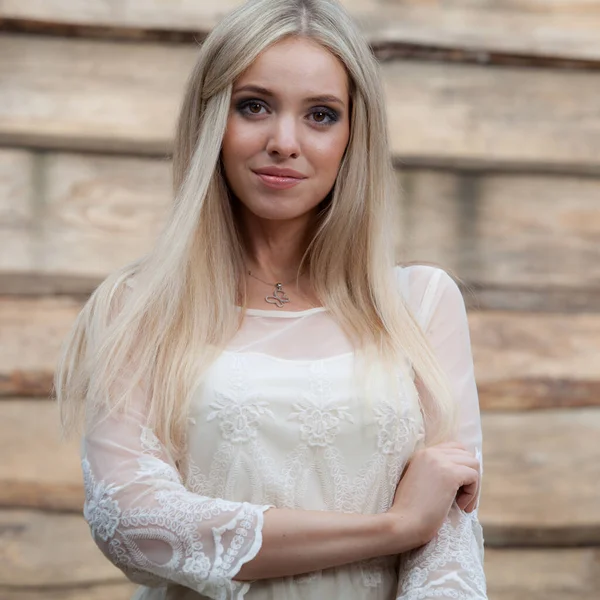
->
[266, 115, 300, 159]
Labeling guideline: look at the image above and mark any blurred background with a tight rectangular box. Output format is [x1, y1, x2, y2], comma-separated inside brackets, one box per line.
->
[1, 1, 600, 598]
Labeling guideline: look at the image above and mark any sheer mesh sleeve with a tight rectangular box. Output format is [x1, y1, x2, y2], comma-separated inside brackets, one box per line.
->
[395, 265, 487, 599]
[81, 381, 272, 599]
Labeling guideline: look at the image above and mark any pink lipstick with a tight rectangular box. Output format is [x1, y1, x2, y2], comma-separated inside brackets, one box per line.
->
[255, 172, 304, 189]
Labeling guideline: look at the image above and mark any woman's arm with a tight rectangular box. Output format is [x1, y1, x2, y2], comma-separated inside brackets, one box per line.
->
[237, 505, 416, 580]
[395, 265, 487, 599]
[83, 382, 424, 598]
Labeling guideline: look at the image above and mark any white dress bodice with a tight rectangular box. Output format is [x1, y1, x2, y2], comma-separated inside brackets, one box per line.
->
[80, 265, 487, 600]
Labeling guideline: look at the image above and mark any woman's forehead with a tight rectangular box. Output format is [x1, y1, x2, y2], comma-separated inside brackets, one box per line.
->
[234, 37, 349, 101]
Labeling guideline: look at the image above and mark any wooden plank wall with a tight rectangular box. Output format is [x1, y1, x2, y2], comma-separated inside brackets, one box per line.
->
[1, 2, 600, 599]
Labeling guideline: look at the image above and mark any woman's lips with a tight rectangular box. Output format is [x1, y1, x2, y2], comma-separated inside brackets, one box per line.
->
[254, 172, 305, 190]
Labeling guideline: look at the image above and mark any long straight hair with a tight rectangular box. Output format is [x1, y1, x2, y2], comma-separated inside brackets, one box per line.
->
[56, 0, 457, 460]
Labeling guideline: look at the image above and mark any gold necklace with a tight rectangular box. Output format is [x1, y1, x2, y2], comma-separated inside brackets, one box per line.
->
[247, 270, 296, 308]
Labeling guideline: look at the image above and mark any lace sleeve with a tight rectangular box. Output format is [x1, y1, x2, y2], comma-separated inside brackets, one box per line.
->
[81, 381, 272, 600]
[395, 266, 487, 599]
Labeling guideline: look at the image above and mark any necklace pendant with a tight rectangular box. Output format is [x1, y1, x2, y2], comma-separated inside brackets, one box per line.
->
[265, 283, 290, 308]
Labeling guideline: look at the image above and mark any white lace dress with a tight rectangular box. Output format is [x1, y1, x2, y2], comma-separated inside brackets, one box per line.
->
[81, 265, 487, 600]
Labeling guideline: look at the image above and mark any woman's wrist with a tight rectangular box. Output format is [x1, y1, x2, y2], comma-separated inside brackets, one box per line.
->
[379, 510, 424, 555]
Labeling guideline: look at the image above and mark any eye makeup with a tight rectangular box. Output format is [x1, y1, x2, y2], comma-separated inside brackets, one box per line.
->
[235, 98, 340, 127]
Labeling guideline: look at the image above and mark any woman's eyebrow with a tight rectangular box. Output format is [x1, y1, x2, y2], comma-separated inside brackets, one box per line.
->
[233, 84, 346, 108]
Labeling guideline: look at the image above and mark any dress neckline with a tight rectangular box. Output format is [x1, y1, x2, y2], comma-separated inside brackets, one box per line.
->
[236, 305, 327, 318]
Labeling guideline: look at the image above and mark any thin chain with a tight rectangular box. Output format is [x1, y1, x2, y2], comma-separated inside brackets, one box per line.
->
[247, 269, 297, 287]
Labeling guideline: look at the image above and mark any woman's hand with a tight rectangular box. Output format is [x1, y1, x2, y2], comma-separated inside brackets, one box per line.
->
[387, 442, 480, 548]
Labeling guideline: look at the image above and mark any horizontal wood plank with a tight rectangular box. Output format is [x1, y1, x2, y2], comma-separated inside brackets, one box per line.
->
[0, 582, 136, 600]
[3, 295, 600, 409]
[461, 284, 600, 314]
[470, 311, 600, 411]
[0, 400, 83, 511]
[397, 169, 600, 291]
[0, 149, 170, 296]
[2, 35, 600, 172]
[0, 510, 126, 587]
[2, 399, 600, 546]
[2, 0, 600, 63]
[0, 298, 81, 396]
[3, 150, 600, 307]
[484, 547, 600, 600]
[383, 60, 600, 174]
[481, 409, 600, 546]
[0, 35, 192, 155]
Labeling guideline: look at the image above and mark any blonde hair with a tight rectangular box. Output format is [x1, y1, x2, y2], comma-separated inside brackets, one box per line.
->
[56, 0, 456, 460]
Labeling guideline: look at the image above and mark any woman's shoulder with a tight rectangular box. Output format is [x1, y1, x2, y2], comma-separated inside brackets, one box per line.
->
[393, 263, 458, 296]
[393, 263, 465, 325]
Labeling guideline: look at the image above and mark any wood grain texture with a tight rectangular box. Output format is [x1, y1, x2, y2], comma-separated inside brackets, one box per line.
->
[397, 169, 600, 291]
[470, 311, 600, 410]
[0, 297, 80, 398]
[0, 400, 83, 511]
[0, 149, 170, 295]
[0, 149, 37, 289]
[0, 583, 136, 600]
[2, 0, 600, 62]
[481, 409, 600, 546]
[0, 35, 193, 155]
[3, 149, 600, 308]
[3, 295, 600, 408]
[383, 61, 600, 174]
[460, 284, 600, 314]
[2, 34, 600, 172]
[0, 510, 126, 587]
[2, 399, 600, 546]
[484, 547, 600, 600]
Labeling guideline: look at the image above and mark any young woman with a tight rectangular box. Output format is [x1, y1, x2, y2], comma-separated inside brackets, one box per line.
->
[56, 0, 487, 598]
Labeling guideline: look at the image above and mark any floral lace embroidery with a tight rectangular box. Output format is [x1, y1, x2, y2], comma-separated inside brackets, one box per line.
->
[375, 401, 417, 456]
[184, 456, 210, 494]
[207, 392, 275, 443]
[184, 352, 484, 595]
[82, 458, 121, 542]
[288, 360, 355, 447]
[397, 508, 486, 599]
[288, 400, 354, 447]
[188, 354, 420, 590]
[137, 426, 186, 482]
[81, 425, 270, 600]
[205, 353, 275, 445]
[136, 454, 182, 482]
[140, 427, 162, 454]
[107, 538, 166, 587]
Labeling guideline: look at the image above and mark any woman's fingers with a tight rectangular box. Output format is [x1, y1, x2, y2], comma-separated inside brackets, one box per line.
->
[456, 482, 479, 512]
[454, 464, 479, 512]
[443, 452, 481, 472]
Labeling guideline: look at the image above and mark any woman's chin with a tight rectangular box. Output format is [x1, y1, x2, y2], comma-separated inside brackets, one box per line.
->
[243, 198, 316, 222]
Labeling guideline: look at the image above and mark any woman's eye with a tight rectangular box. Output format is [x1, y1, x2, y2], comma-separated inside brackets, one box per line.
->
[237, 100, 268, 116]
[247, 102, 264, 114]
[309, 108, 339, 126]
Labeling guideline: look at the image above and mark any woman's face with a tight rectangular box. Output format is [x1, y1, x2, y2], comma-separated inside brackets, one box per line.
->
[221, 36, 351, 222]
